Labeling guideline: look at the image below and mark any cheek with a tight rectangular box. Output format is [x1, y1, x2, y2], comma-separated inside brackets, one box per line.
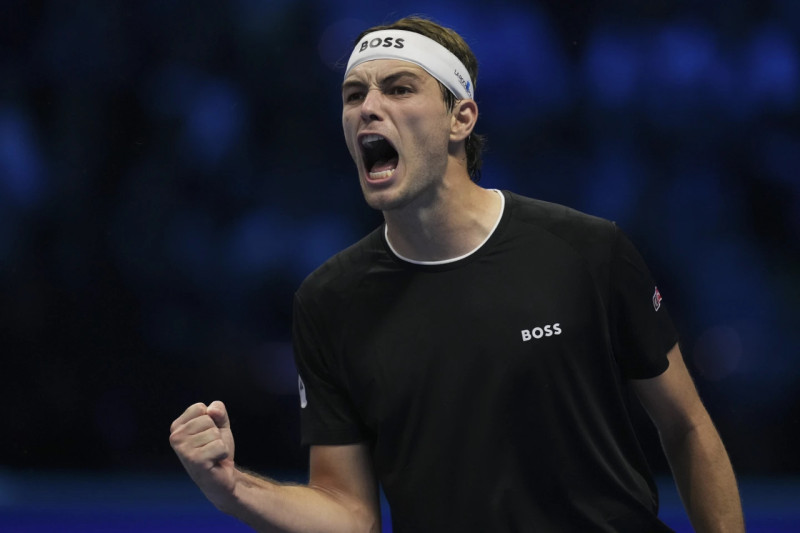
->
[341, 115, 351, 139]
[342, 118, 360, 160]
[345, 141, 360, 165]
[407, 116, 450, 153]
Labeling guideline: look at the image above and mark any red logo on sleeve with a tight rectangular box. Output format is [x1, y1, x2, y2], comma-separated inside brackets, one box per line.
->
[652, 286, 663, 311]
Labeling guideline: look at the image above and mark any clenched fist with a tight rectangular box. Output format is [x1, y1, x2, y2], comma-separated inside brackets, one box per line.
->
[169, 401, 238, 510]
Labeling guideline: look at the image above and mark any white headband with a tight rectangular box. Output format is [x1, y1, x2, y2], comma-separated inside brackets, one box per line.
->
[345, 29, 474, 100]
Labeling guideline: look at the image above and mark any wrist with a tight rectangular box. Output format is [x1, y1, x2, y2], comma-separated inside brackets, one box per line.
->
[215, 466, 273, 516]
[206, 466, 244, 515]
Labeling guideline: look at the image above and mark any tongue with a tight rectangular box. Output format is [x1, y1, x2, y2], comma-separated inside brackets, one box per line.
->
[371, 156, 399, 173]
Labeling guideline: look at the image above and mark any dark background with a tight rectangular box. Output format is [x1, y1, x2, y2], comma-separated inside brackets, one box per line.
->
[2, 0, 799, 485]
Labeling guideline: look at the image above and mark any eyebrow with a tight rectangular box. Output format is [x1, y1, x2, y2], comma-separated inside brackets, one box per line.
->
[342, 69, 426, 92]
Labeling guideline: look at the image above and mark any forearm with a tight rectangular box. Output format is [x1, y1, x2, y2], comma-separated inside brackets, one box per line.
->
[218, 468, 379, 533]
[661, 417, 744, 533]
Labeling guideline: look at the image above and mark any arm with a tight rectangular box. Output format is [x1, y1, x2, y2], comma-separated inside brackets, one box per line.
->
[631, 343, 745, 533]
[169, 401, 380, 533]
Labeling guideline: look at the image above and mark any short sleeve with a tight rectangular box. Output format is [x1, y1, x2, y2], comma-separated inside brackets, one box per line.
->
[610, 226, 679, 379]
[292, 293, 370, 446]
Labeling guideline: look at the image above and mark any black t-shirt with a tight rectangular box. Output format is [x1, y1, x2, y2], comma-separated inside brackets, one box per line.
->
[293, 191, 678, 532]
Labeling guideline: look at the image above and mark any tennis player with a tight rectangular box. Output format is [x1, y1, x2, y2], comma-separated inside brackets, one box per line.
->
[170, 16, 745, 532]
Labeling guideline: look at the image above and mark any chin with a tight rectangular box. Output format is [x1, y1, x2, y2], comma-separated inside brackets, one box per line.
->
[362, 191, 399, 212]
[361, 186, 411, 212]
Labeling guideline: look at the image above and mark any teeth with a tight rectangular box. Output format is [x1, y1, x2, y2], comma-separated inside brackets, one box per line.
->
[361, 134, 385, 147]
[369, 168, 396, 180]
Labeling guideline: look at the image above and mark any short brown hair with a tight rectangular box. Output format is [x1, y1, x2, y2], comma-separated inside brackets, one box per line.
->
[355, 16, 486, 181]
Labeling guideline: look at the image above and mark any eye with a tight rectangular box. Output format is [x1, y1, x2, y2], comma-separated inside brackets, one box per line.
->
[389, 86, 412, 96]
[343, 89, 365, 103]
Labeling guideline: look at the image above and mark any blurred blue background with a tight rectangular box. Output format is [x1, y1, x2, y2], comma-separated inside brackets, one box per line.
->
[1, 0, 799, 531]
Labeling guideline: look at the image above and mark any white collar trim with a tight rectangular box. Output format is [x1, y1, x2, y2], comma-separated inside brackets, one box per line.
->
[385, 189, 505, 265]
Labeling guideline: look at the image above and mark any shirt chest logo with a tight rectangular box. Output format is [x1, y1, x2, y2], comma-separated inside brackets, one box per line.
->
[521, 323, 562, 341]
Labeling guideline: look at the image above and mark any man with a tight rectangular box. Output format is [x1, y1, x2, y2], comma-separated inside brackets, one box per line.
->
[170, 16, 745, 532]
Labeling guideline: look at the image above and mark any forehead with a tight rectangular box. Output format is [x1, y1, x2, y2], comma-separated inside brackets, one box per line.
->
[342, 59, 435, 85]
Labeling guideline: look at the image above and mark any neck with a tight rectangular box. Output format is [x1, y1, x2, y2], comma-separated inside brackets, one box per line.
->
[384, 183, 502, 262]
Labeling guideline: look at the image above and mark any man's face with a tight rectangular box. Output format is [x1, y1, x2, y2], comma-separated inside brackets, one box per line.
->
[342, 59, 453, 212]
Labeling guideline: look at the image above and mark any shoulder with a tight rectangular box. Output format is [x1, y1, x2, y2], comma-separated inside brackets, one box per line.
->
[296, 225, 386, 304]
[502, 190, 619, 260]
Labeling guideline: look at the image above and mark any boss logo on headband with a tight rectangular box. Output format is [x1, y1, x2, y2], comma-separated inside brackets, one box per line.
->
[359, 37, 405, 52]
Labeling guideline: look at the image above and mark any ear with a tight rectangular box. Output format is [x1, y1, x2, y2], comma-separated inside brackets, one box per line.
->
[450, 99, 478, 142]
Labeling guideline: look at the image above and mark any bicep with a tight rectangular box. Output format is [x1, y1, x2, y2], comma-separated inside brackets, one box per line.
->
[308, 443, 380, 522]
[630, 343, 711, 437]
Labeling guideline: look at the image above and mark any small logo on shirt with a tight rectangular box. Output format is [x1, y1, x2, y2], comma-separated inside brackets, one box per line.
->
[521, 323, 562, 341]
[652, 286, 663, 312]
[298, 375, 308, 408]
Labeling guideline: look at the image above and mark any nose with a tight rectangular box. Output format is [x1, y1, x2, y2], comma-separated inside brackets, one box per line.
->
[360, 88, 383, 122]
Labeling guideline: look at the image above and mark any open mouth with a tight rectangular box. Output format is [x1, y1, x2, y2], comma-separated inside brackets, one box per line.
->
[360, 134, 399, 179]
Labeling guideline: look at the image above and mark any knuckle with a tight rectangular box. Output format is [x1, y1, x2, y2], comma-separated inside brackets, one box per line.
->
[207, 440, 229, 462]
